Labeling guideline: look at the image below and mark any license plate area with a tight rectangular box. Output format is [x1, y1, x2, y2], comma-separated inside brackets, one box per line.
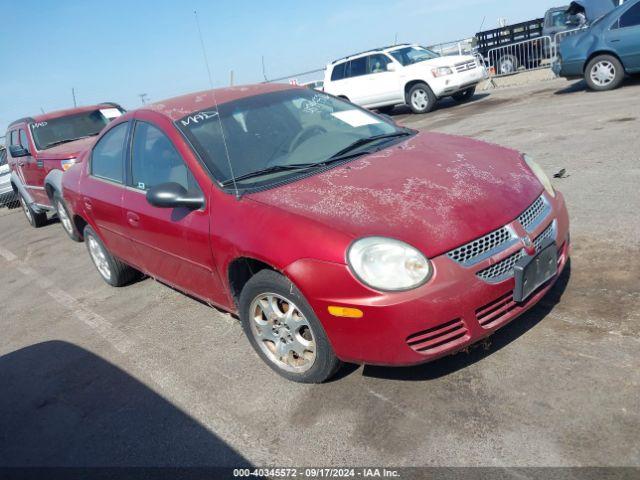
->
[513, 240, 558, 303]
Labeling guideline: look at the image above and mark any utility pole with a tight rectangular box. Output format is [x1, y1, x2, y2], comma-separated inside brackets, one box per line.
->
[262, 56, 268, 82]
[72, 88, 77, 108]
[138, 93, 148, 104]
[229, 70, 235, 86]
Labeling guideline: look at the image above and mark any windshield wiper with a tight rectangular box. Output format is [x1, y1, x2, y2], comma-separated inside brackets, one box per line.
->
[220, 163, 320, 187]
[42, 133, 100, 150]
[329, 131, 412, 159]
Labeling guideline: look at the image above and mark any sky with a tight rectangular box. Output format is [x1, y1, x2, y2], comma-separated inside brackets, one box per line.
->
[0, 0, 562, 134]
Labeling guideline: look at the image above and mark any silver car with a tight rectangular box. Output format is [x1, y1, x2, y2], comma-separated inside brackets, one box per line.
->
[0, 148, 17, 207]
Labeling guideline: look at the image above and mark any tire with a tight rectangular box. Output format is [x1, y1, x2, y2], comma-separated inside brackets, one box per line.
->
[19, 192, 47, 228]
[377, 105, 395, 114]
[239, 270, 342, 383]
[452, 86, 476, 103]
[584, 55, 625, 92]
[498, 55, 519, 75]
[407, 83, 437, 114]
[83, 225, 140, 287]
[53, 192, 82, 242]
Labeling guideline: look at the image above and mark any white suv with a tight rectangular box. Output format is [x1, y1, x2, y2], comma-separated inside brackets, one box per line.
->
[323, 44, 487, 114]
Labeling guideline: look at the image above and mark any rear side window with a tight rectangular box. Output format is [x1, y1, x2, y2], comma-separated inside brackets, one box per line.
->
[91, 122, 128, 183]
[130, 122, 193, 191]
[367, 54, 391, 74]
[331, 62, 347, 81]
[620, 3, 640, 28]
[348, 57, 367, 78]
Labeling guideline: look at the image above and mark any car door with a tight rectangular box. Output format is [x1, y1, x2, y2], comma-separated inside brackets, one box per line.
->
[342, 57, 369, 106]
[82, 121, 131, 259]
[609, 2, 640, 71]
[121, 117, 225, 303]
[360, 54, 402, 105]
[19, 128, 48, 204]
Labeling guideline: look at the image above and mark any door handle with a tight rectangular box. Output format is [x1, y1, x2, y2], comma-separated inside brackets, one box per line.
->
[127, 212, 140, 227]
[18, 161, 25, 167]
[611, 39, 621, 43]
[83, 198, 93, 211]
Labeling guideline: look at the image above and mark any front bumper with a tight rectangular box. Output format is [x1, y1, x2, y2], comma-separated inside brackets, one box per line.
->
[285, 191, 570, 366]
[432, 67, 486, 97]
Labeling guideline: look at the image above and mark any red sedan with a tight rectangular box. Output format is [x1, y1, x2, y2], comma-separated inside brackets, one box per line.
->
[62, 84, 570, 383]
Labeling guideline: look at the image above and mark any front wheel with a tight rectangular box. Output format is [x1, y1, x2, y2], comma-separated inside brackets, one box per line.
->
[585, 55, 625, 91]
[19, 193, 47, 228]
[407, 83, 437, 114]
[452, 86, 476, 103]
[239, 270, 342, 383]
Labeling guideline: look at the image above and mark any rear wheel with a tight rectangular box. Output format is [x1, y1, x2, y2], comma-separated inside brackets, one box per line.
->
[452, 86, 476, 103]
[498, 55, 519, 75]
[19, 193, 47, 228]
[585, 55, 625, 91]
[84, 225, 140, 287]
[54, 193, 81, 242]
[407, 83, 437, 114]
[239, 270, 342, 383]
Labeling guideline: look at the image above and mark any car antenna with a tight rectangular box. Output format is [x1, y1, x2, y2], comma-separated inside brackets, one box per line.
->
[194, 10, 241, 200]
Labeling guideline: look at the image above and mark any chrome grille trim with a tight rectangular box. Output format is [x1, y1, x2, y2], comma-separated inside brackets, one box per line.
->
[518, 195, 551, 232]
[447, 226, 517, 267]
[476, 221, 557, 283]
[455, 60, 477, 72]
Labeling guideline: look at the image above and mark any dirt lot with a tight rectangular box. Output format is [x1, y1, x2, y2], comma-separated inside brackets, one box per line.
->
[1, 77, 639, 468]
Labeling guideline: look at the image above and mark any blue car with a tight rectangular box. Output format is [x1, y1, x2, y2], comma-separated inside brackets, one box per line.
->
[555, 0, 640, 90]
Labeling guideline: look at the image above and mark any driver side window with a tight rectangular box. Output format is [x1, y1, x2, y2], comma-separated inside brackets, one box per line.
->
[130, 121, 195, 192]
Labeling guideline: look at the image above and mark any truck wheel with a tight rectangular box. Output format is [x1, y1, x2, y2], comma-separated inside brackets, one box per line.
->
[19, 193, 47, 228]
[452, 86, 476, 103]
[84, 225, 140, 287]
[239, 269, 342, 383]
[585, 55, 624, 91]
[498, 55, 519, 75]
[407, 83, 437, 114]
[53, 192, 81, 242]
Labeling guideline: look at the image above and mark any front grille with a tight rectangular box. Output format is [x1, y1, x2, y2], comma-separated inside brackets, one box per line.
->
[447, 226, 515, 266]
[476, 221, 557, 283]
[406, 318, 468, 354]
[455, 60, 477, 72]
[518, 195, 550, 232]
[476, 291, 517, 328]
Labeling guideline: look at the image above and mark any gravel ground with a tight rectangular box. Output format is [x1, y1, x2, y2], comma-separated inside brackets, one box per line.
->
[0, 76, 638, 469]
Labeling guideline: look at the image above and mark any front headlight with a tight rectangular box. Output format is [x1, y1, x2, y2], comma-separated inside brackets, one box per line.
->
[432, 67, 453, 77]
[61, 158, 77, 171]
[523, 154, 555, 198]
[347, 237, 432, 292]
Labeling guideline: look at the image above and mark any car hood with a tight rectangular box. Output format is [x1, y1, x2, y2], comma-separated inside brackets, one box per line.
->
[38, 136, 97, 161]
[248, 132, 543, 259]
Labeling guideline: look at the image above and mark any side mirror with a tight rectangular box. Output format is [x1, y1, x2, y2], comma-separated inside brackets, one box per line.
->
[146, 182, 204, 210]
[386, 63, 397, 72]
[9, 145, 29, 158]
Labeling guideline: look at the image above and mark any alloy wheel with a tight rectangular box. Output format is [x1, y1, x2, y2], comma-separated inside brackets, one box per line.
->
[249, 293, 316, 373]
[87, 235, 112, 281]
[590, 61, 616, 87]
[20, 196, 32, 223]
[56, 200, 73, 235]
[411, 89, 429, 111]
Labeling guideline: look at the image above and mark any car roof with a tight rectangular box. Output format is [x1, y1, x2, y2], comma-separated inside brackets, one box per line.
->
[330, 44, 415, 65]
[8, 103, 123, 129]
[137, 83, 294, 122]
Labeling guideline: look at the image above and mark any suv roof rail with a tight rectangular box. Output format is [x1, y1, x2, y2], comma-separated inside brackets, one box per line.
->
[331, 43, 412, 64]
[8, 117, 35, 128]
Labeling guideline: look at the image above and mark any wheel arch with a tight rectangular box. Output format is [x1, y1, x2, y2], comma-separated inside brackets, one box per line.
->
[404, 79, 430, 103]
[227, 256, 282, 307]
[44, 169, 63, 202]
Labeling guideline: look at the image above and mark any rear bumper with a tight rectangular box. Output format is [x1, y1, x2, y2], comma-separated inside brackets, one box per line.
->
[285, 192, 570, 366]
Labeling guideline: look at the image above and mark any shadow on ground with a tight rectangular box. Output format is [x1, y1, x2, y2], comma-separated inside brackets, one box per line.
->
[555, 76, 640, 95]
[362, 261, 572, 382]
[386, 93, 491, 117]
[0, 341, 250, 468]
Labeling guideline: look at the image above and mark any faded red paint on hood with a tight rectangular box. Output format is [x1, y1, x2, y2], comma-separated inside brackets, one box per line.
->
[249, 131, 543, 259]
[39, 136, 97, 161]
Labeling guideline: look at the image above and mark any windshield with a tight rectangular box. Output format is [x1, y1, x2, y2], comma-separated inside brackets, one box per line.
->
[546, 10, 574, 27]
[30, 108, 122, 150]
[389, 46, 440, 66]
[177, 89, 407, 189]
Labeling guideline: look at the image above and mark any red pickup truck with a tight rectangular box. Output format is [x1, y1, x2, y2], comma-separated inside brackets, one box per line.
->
[6, 103, 124, 233]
